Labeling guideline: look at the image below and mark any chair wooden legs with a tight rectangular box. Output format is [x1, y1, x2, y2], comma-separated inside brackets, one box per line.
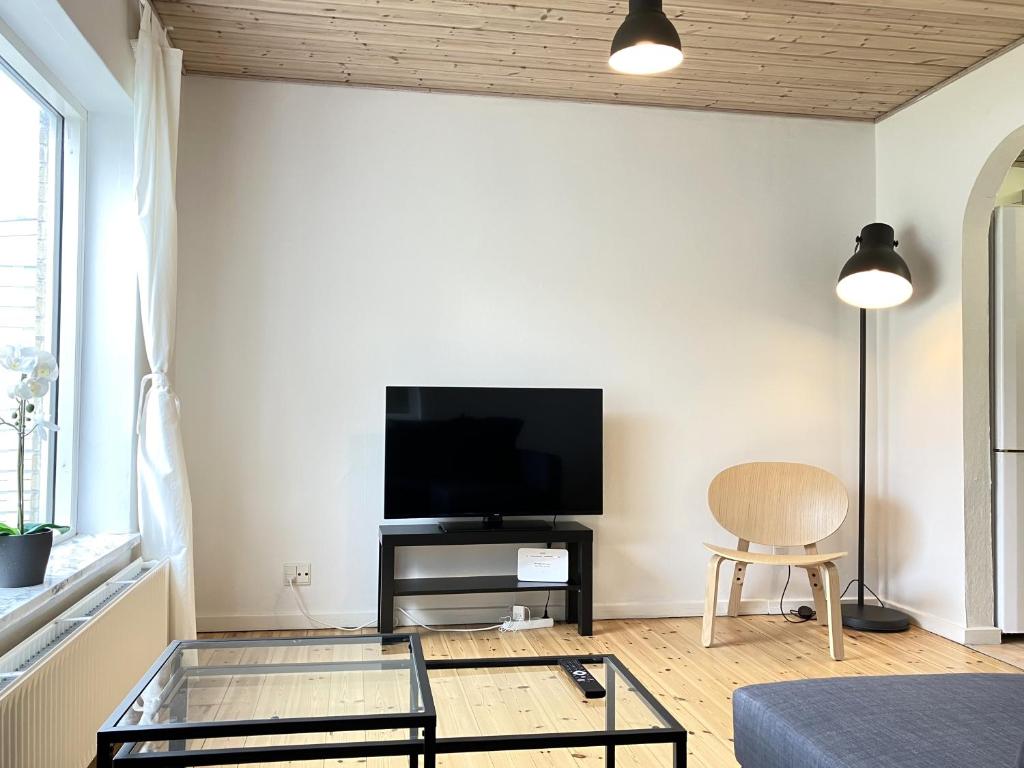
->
[702, 555, 725, 648]
[700, 552, 845, 661]
[727, 562, 746, 617]
[726, 540, 749, 618]
[821, 562, 845, 661]
[806, 566, 828, 624]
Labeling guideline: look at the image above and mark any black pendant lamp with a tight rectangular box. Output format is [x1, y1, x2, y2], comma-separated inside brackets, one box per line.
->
[609, 0, 683, 75]
[837, 223, 913, 633]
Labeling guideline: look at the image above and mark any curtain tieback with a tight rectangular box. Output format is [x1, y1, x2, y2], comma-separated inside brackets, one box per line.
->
[137, 371, 182, 435]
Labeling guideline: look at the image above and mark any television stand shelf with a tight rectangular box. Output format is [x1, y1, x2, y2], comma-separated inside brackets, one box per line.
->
[378, 522, 593, 635]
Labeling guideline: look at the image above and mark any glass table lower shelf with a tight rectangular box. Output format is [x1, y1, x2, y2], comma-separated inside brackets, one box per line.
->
[98, 635, 686, 767]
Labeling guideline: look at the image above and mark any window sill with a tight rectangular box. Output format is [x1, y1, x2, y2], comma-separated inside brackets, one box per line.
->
[0, 532, 140, 636]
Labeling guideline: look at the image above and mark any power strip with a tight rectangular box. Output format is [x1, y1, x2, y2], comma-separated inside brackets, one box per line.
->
[501, 617, 554, 632]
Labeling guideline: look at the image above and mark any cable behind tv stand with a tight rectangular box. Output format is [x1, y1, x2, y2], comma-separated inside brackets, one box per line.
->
[377, 521, 593, 635]
[438, 515, 553, 533]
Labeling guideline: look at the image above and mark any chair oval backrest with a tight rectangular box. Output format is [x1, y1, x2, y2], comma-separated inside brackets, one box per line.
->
[708, 462, 848, 547]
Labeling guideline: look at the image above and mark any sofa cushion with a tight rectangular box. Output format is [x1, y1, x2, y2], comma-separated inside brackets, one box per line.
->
[733, 673, 1024, 768]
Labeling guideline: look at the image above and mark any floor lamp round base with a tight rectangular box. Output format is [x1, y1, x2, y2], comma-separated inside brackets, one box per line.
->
[841, 603, 911, 632]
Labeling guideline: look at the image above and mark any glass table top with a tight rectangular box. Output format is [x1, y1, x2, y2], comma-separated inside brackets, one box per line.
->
[115, 651, 679, 761]
[112, 635, 427, 732]
[430, 657, 673, 736]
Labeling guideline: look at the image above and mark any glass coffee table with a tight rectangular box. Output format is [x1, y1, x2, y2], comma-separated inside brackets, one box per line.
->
[98, 634, 686, 767]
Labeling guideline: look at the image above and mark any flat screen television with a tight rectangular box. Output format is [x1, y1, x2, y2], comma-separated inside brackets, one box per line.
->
[384, 386, 603, 531]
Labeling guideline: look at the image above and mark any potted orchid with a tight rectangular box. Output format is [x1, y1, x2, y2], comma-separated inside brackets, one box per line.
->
[0, 345, 66, 588]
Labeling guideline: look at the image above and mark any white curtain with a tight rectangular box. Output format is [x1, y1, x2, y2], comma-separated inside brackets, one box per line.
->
[133, 5, 196, 640]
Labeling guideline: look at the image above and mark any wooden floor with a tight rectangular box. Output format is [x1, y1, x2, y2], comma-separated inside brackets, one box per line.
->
[972, 635, 1024, 671]
[200, 616, 1019, 768]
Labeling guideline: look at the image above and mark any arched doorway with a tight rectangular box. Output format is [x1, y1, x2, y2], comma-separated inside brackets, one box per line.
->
[961, 126, 1024, 635]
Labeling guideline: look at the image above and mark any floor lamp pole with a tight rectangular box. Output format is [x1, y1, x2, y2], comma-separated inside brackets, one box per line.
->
[841, 307, 910, 632]
[858, 308, 866, 608]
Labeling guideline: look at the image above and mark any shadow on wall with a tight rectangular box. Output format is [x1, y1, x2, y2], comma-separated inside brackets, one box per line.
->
[598, 411, 659, 600]
[894, 225, 939, 306]
[873, 494, 912, 602]
[601, 412, 637, 528]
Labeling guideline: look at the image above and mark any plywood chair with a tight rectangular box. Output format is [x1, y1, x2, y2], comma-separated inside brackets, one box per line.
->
[702, 462, 849, 661]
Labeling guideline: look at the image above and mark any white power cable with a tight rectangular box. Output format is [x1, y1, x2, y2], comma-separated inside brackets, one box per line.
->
[289, 577, 524, 634]
[397, 606, 511, 633]
[288, 577, 377, 632]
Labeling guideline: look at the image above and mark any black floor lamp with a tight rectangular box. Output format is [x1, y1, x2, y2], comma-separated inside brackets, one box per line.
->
[835, 223, 912, 632]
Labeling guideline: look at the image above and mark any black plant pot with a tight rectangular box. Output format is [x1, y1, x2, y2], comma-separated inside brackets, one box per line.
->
[0, 528, 54, 588]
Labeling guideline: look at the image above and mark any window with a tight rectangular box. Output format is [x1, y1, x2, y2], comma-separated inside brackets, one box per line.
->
[0, 42, 82, 535]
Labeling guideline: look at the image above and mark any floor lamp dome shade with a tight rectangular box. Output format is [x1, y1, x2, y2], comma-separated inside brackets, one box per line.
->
[609, 0, 683, 75]
[836, 223, 913, 309]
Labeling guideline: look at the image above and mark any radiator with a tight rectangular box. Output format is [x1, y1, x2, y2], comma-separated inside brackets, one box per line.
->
[0, 558, 169, 768]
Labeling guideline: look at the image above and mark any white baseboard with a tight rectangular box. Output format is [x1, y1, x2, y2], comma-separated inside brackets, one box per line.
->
[596, 597, 823, 619]
[197, 596, 825, 633]
[199, 598, 999, 651]
[879, 598, 970, 644]
[198, 612, 381, 633]
[963, 625, 1003, 645]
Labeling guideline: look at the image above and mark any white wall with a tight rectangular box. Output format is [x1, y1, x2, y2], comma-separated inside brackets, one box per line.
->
[0, 0, 135, 113]
[176, 77, 873, 631]
[75, 109, 141, 534]
[55, 0, 136, 96]
[874, 42, 1024, 643]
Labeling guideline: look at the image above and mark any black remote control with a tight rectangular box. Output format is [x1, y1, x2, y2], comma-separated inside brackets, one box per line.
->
[559, 658, 606, 699]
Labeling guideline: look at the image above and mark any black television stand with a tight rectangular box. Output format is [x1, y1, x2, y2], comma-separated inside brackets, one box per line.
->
[438, 515, 553, 533]
[378, 521, 593, 635]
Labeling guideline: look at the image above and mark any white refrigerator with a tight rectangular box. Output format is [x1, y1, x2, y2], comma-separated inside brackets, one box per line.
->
[993, 204, 1024, 634]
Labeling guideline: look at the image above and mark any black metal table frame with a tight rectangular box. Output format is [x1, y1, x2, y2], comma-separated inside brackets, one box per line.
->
[100, 642, 686, 767]
[425, 654, 687, 768]
[97, 634, 437, 768]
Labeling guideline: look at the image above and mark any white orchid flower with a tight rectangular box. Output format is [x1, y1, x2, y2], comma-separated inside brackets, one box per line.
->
[32, 350, 58, 381]
[13, 377, 49, 400]
[0, 345, 39, 374]
[37, 418, 58, 440]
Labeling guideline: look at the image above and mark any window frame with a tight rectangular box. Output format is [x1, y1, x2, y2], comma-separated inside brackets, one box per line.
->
[0, 30, 85, 541]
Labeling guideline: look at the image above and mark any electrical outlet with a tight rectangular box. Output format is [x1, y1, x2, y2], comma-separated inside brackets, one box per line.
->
[283, 562, 311, 586]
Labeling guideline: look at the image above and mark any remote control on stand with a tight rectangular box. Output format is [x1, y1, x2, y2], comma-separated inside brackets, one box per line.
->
[559, 658, 606, 699]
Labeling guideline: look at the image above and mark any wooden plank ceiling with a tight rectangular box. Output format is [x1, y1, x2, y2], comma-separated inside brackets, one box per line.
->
[155, 0, 1024, 121]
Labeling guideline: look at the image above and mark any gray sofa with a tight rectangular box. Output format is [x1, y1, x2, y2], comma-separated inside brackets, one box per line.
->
[733, 673, 1024, 768]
